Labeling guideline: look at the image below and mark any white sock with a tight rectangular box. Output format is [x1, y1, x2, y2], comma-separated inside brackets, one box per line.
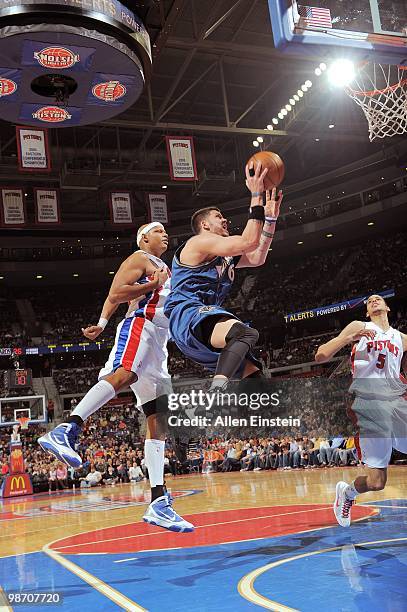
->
[144, 439, 165, 487]
[344, 482, 359, 500]
[70, 380, 116, 422]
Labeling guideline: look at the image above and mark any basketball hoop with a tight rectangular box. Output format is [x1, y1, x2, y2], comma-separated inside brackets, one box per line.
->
[345, 63, 407, 141]
[17, 416, 30, 430]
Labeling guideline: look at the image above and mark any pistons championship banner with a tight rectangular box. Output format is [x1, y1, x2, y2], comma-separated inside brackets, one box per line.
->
[16, 126, 51, 171]
[35, 189, 60, 224]
[110, 192, 133, 225]
[148, 193, 168, 223]
[166, 136, 198, 181]
[1, 188, 25, 227]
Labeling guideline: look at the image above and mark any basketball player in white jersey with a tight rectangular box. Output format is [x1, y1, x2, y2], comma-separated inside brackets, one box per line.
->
[39, 222, 193, 533]
[315, 294, 407, 527]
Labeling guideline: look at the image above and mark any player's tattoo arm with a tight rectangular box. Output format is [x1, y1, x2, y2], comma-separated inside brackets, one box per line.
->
[235, 219, 276, 268]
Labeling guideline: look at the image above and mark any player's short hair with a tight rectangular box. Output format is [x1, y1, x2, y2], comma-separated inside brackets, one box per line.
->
[191, 207, 221, 234]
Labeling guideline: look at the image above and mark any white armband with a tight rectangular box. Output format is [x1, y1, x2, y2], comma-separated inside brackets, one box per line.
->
[97, 317, 108, 330]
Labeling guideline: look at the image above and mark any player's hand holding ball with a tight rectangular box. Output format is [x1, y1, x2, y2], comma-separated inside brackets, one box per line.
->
[245, 161, 268, 196]
[265, 187, 283, 219]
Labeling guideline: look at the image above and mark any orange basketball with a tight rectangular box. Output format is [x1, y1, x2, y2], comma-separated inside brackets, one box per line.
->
[247, 151, 285, 190]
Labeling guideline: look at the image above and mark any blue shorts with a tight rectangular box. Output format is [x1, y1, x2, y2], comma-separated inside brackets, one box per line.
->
[168, 302, 261, 373]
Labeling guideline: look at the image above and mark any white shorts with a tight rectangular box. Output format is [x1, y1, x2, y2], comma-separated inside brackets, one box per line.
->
[349, 396, 407, 468]
[98, 316, 172, 406]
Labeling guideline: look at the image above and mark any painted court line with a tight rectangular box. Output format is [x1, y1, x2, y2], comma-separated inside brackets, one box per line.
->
[43, 543, 146, 611]
[53, 506, 334, 551]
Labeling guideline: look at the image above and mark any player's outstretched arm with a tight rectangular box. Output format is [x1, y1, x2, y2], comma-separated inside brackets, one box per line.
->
[108, 252, 166, 305]
[82, 296, 120, 341]
[315, 321, 372, 362]
[236, 188, 283, 268]
[186, 162, 268, 259]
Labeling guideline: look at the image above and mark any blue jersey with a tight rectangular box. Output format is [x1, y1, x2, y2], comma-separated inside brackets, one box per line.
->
[164, 245, 237, 316]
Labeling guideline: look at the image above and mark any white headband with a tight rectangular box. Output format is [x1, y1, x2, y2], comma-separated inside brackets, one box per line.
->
[136, 222, 164, 247]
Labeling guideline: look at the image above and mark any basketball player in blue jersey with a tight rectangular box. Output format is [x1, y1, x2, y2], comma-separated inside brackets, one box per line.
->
[164, 161, 283, 389]
[39, 222, 194, 533]
[315, 294, 407, 527]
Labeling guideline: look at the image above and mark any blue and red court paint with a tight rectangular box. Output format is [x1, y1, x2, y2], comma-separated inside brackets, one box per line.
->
[1, 499, 406, 611]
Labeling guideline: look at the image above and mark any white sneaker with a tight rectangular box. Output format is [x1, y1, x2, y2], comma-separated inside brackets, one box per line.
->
[334, 481, 354, 527]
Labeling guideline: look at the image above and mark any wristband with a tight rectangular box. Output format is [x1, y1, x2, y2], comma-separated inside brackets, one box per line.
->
[248, 205, 265, 221]
[97, 317, 108, 330]
[265, 216, 277, 223]
[251, 192, 263, 198]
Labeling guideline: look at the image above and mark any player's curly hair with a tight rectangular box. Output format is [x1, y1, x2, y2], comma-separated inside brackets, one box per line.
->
[191, 207, 221, 234]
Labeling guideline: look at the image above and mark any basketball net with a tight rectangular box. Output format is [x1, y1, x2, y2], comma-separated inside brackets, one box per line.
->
[345, 63, 407, 141]
[17, 416, 29, 430]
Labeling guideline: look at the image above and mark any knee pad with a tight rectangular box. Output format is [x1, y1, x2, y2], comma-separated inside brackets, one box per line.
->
[142, 395, 169, 418]
[225, 322, 259, 350]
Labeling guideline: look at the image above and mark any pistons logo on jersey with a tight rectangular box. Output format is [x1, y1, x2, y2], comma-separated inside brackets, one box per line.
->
[366, 339, 400, 358]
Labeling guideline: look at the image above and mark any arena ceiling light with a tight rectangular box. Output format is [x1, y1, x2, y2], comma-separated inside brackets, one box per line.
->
[328, 59, 356, 87]
[368, 221, 375, 226]
[297, 241, 304, 245]
[0, 276, 4, 280]
[285, 104, 292, 111]
[257, 136, 264, 142]
[272, 117, 279, 125]
[289, 98, 295, 105]
[36, 275, 43, 279]
[266, 124, 274, 130]
[329, 124, 335, 128]
[109, 271, 115, 275]
[252, 140, 260, 147]
[326, 233, 333, 238]
[73, 273, 79, 277]
[278, 111, 284, 119]
[161, 185, 167, 189]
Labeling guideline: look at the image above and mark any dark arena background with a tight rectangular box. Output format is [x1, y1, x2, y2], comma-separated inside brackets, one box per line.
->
[0, 1, 406, 610]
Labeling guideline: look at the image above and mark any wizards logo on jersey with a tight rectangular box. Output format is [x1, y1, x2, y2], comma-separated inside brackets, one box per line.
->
[215, 256, 235, 282]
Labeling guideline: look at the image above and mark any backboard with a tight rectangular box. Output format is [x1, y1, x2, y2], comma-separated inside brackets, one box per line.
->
[269, 1, 407, 64]
[0, 395, 46, 426]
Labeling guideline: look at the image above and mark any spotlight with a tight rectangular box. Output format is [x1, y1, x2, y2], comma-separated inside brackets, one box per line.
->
[293, 94, 300, 101]
[285, 104, 292, 111]
[305, 80, 312, 88]
[328, 59, 355, 87]
[289, 98, 295, 105]
[315, 68, 322, 76]
[253, 140, 259, 147]
[278, 112, 284, 119]
[266, 124, 273, 130]
[272, 117, 279, 125]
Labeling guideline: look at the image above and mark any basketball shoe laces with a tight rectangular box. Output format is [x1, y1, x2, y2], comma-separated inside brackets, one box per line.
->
[342, 496, 354, 518]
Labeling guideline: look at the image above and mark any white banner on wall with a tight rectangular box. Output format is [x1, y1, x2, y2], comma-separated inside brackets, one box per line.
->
[35, 189, 60, 224]
[16, 126, 50, 172]
[148, 193, 168, 223]
[110, 192, 133, 225]
[1, 188, 25, 226]
[165, 136, 197, 181]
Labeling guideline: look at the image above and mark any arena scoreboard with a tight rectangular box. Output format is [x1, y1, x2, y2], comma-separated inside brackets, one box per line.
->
[7, 369, 32, 389]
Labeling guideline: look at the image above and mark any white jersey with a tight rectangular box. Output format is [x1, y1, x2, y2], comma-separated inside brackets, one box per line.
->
[125, 251, 170, 329]
[350, 321, 406, 399]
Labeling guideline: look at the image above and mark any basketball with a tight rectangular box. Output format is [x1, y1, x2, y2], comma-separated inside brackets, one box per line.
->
[247, 151, 285, 190]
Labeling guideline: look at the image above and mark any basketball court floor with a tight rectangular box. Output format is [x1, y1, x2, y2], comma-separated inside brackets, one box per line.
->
[1, 467, 406, 611]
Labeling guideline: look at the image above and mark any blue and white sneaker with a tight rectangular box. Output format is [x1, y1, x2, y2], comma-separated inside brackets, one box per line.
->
[143, 494, 194, 533]
[38, 423, 82, 469]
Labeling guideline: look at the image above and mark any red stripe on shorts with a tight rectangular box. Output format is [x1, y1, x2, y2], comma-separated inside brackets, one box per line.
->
[145, 286, 160, 321]
[122, 317, 145, 370]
